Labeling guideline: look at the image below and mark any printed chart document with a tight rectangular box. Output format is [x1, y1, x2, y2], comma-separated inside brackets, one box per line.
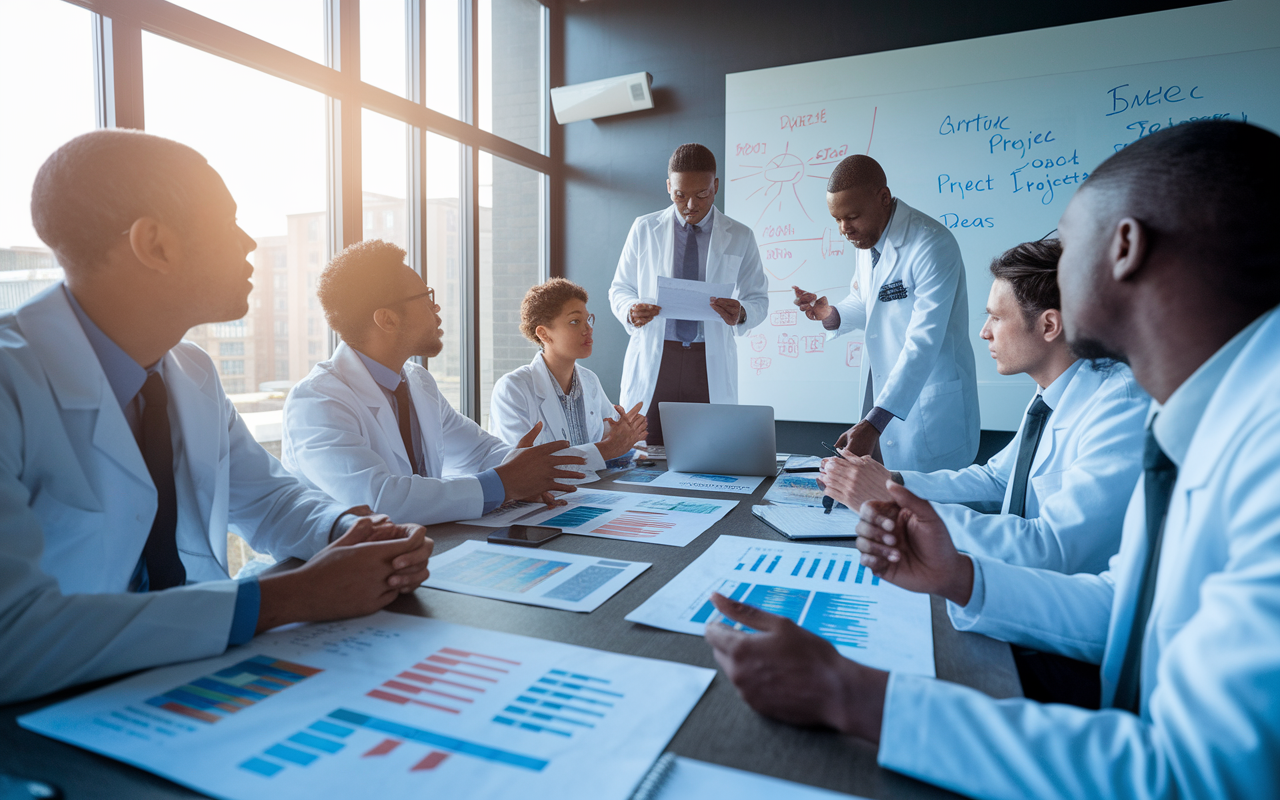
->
[761, 473, 825, 506]
[752, 505, 860, 539]
[626, 536, 934, 676]
[655, 276, 735, 322]
[637, 757, 864, 800]
[20, 612, 714, 800]
[616, 470, 765, 495]
[461, 489, 737, 548]
[424, 541, 649, 612]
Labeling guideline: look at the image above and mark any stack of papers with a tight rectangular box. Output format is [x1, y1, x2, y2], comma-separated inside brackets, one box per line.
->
[616, 470, 765, 495]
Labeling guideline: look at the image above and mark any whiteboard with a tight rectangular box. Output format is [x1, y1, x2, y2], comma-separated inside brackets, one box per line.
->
[725, 0, 1280, 429]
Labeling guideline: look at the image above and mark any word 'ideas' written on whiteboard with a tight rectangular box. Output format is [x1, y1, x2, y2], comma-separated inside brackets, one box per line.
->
[725, 0, 1280, 428]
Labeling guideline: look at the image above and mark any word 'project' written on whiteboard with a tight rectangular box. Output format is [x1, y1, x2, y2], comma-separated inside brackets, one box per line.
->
[725, 0, 1280, 428]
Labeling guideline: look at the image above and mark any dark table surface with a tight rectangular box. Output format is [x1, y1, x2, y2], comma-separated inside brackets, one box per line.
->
[0, 469, 1021, 799]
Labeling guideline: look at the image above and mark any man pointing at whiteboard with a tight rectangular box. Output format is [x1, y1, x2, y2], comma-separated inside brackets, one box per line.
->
[794, 155, 979, 472]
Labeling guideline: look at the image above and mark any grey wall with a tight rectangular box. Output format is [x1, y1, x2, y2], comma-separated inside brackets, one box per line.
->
[559, 0, 1206, 400]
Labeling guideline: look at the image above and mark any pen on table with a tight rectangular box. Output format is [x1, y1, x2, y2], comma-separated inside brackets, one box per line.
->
[819, 441, 841, 515]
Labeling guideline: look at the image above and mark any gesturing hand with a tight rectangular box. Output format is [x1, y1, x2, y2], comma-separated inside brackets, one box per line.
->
[704, 592, 887, 742]
[855, 483, 975, 606]
[599, 402, 647, 461]
[834, 420, 881, 458]
[495, 439, 587, 501]
[792, 285, 833, 321]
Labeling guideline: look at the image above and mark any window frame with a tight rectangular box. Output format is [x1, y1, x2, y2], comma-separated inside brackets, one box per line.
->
[66, 0, 555, 419]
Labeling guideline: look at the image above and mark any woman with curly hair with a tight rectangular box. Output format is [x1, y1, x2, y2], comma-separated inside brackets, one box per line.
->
[490, 278, 646, 482]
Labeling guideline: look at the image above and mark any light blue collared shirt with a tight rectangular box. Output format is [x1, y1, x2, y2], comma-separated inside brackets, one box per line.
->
[664, 205, 715, 344]
[62, 284, 260, 646]
[353, 349, 504, 514]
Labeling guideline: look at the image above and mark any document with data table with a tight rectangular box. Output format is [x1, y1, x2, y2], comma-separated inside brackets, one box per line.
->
[424, 540, 649, 612]
[461, 489, 737, 548]
[626, 536, 934, 676]
[19, 612, 714, 800]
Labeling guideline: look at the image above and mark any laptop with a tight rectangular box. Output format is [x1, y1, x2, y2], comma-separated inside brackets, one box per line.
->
[659, 402, 777, 476]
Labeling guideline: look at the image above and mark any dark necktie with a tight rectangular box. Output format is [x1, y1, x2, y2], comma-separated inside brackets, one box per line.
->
[870, 246, 881, 269]
[137, 372, 185, 590]
[393, 379, 421, 476]
[1007, 396, 1052, 517]
[1113, 426, 1178, 714]
[674, 222, 700, 344]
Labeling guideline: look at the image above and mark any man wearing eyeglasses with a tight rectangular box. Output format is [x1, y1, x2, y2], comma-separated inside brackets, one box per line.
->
[608, 143, 769, 446]
[283, 239, 587, 527]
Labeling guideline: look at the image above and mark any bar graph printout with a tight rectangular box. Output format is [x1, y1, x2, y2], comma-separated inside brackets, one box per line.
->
[19, 612, 714, 800]
[423, 540, 650, 612]
[459, 489, 737, 548]
[626, 536, 934, 676]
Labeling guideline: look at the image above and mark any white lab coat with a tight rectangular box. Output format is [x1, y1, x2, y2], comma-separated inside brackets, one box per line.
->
[0, 285, 345, 703]
[878, 306, 1280, 799]
[826, 199, 979, 472]
[282, 342, 512, 525]
[901, 360, 1150, 573]
[608, 205, 770, 413]
[488, 352, 617, 476]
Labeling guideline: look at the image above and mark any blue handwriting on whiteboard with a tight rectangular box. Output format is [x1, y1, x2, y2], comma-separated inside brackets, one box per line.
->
[1106, 83, 1204, 117]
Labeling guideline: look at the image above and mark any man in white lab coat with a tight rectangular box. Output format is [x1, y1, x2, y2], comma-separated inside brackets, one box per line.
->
[820, 238, 1148, 575]
[608, 143, 769, 444]
[707, 120, 1280, 797]
[283, 240, 585, 526]
[794, 156, 979, 472]
[0, 131, 433, 704]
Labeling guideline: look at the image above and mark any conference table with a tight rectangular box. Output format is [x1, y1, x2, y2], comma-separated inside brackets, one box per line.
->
[0, 469, 1022, 800]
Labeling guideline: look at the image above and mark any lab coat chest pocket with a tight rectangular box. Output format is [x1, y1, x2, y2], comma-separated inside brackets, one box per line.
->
[918, 379, 966, 457]
[713, 253, 743, 288]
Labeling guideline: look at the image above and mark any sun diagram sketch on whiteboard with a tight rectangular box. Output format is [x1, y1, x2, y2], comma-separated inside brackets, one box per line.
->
[727, 112, 878, 424]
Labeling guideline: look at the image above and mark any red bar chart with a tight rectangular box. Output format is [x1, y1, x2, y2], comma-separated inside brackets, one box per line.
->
[366, 647, 521, 716]
[590, 511, 676, 539]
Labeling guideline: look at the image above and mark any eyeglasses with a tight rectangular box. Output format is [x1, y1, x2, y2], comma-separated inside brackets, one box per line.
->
[386, 287, 435, 307]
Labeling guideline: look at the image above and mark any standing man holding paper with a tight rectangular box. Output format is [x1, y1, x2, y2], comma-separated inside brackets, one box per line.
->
[609, 143, 769, 445]
[793, 155, 979, 472]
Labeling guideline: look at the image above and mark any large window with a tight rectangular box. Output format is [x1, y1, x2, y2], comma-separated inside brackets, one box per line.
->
[142, 32, 329, 448]
[1, 0, 553, 428]
[0, 0, 95, 313]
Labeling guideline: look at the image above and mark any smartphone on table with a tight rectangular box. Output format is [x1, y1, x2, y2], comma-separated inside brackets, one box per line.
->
[486, 525, 563, 548]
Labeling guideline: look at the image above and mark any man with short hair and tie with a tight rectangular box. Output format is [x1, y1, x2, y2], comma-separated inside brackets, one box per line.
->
[283, 239, 586, 526]
[0, 130, 435, 704]
[706, 120, 1280, 797]
[793, 155, 980, 472]
[608, 143, 769, 446]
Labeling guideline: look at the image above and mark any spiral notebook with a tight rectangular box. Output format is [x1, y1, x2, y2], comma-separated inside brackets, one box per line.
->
[751, 503, 860, 539]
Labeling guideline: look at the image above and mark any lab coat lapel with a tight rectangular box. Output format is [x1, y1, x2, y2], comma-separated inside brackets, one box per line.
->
[334, 343, 412, 473]
[704, 207, 730, 285]
[164, 348, 221, 528]
[531, 352, 572, 442]
[864, 201, 910, 329]
[17, 286, 150, 490]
